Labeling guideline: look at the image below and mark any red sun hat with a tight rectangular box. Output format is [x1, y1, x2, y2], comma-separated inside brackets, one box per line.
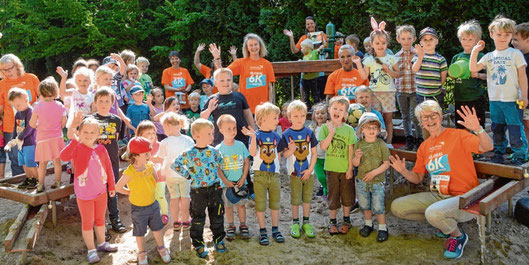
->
[128, 137, 152, 154]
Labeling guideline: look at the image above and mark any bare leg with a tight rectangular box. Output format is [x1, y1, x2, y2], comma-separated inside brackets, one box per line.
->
[26, 166, 38, 179]
[271, 209, 279, 227]
[257, 211, 265, 228]
[170, 198, 181, 223]
[82, 229, 96, 250]
[236, 205, 246, 223]
[343, 206, 351, 218]
[383, 112, 393, 144]
[225, 205, 234, 224]
[364, 210, 373, 222]
[136, 236, 145, 252]
[376, 213, 386, 225]
[153, 230, 165, 247]
[52, 158, 62, 182]
[94, 225, 106, 245]
[330, 209, 337, 219]
[0, 163, 5, 179]
[38, 161, 47, 185]
[291, 205, 299, 219]
[180, 197, 190, 222]
[302, 203, 310, 218]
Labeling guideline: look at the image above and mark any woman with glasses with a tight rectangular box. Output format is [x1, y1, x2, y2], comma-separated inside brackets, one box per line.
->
[388, 100, 493, 259]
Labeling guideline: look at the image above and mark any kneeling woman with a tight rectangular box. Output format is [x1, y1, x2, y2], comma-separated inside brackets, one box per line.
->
[389, 100, 493, 259]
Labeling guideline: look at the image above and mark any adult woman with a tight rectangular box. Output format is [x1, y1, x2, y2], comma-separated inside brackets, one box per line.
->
[389, 100, 493, 259]
[324, 45, 369, 103]
[0, 54, 40, 177]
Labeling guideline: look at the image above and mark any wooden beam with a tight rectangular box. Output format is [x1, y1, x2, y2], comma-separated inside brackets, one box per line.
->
[272, 60, 341, 77]
[0, 164, 68, 185]
[26, 204, 48, 250]
[479, 178, 529, 215]
[4, 205, 29, 252]
[459, 178, 497, 209]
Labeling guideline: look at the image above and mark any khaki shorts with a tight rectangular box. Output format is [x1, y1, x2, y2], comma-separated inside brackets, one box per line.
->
[166, 176, 190, 199]
[253, 171, 281, 212]
[290, 174, 314, 206]
[326, 171, 354, 210]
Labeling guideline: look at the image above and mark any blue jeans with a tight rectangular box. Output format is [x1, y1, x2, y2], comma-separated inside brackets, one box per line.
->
[2, 132, 24, 176]
[416, 93, 444, 109]
[356, 179, 385, 215]
[490, 101, 528, 160]
[397, 92, 420, 138]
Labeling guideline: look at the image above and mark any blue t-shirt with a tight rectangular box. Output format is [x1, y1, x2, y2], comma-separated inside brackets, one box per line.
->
[171, 146, 223, 188]
[126, 103, 150, 131]
[280, 127, 318, 177]
[250, 130, 285, 173]
[216, 140, 250, 187]
[370, 109, 386, 129]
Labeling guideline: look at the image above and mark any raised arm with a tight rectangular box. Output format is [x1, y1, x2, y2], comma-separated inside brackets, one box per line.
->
[194, 43, 206, 70]
[283, 29, 300, 54]
[389, 155, 425, 184]
[411, 44, 424, 73]
[56, 66, 73, 99]
[469, 40, 486, 73]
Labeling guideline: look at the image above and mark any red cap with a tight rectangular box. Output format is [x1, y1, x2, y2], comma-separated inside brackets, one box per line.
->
[128, 137, 152, 154]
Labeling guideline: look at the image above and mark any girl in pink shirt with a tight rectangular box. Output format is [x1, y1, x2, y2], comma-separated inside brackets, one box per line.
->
[29, 77, 67, 192]
[61, 113, 117, 263]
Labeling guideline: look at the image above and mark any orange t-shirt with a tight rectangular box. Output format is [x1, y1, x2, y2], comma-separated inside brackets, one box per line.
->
[198, 64, 218, 94]
[228, 58, 275, 113]
[334, 45, 341, 59]
[295, 33, 328, 51]
[0, 73, 40, 132]
[324, 68, 368, 103]
[161, 67, 194, 108]
[413, 128, 480, 196]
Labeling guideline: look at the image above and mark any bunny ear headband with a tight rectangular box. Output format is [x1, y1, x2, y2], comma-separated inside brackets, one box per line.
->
[370, 17, 386, 32]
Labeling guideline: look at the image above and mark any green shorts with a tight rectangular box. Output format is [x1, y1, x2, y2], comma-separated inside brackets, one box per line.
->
[253, 170, 281, 212]
[290, 174, 314, 206]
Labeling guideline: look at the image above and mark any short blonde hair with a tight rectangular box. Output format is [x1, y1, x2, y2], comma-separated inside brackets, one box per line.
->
[415, 100, 443, 122]
[287, 100, 307, 115]
[515, 22, 529, 39]
[328, 96, 349, 109]
[489, 15, 516, 34]
[73, 67, 94, 82]
[363, 37, 371, 47]
[120, 49, 136, 64]
[255, 102, 280, 127]
[86, 59, 100, 69]
[161, 112, 189, 129]
[95, 65, 114, 83]
[136, 56, 150, 66]
[338, 44, 355, 56]
[396, 25, 416, 39]
[0, 54, 25, 79]
[72, 58, 88, 73]
[216, 114, 236, 128]
[354, 86, 373, 97]
[243, 33, 268, 58]
[213, 68, 233, 80]
[78, 117, 100, 136]
[8, 87, 28, 101]
[38, 77, 59, 98]
[300, 39, 314, 50]
[188, 92, 201, 99]
[125, 64, 139, 77]
[190, 118, 214, 138]
[136, 120, 157, 137]
[458, 20, 482, 40]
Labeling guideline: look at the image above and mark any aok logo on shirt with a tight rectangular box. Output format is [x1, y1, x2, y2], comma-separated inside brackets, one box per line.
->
[249, 65, 264, 71]
[426, 154, 451, 175]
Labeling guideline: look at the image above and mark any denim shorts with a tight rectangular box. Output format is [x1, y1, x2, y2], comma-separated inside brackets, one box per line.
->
[356, 179, 386, 215]
[131, 200, 164, 236]
[18, 145, 37, 167]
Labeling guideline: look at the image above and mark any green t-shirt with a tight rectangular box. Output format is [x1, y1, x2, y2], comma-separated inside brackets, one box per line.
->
[139, 73, 153, 99]
[302, 50, 320, 80]
[451, 52, 484, 102]
[318, 123, 357, 173]
[354, 138, 390, 184]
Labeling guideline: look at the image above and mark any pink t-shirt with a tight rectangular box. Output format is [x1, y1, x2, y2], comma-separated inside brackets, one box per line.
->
[33, 100, 66, 141]
[75, 150, 107, 200]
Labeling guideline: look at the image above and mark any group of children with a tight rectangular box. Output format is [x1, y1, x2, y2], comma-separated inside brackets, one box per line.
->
[3, 14, 529, 263]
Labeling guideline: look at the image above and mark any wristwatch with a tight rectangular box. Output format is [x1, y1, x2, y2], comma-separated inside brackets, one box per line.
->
[473, 126, 485, 135]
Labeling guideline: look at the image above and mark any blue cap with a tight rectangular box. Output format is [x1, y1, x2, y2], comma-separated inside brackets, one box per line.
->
[225, 185, 248, 204]
[130, 85, 144, 95]
[102, 56, 118, 66]
[199, 79, 214, 87]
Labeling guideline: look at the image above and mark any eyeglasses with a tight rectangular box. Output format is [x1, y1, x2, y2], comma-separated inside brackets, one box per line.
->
[0, 64, 16, 73]
[363, 125, 379, 130]
[420, 113, 440, 122]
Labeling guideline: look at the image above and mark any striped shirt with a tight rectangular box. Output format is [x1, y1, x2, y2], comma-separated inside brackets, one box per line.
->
[395, 48, 416, 93]
[412, 53, 448, 96]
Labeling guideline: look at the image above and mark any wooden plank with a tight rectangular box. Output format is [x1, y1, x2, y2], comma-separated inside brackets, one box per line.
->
[0, 164, 68, 185]
[459, 178, 497, 209]
[4, 205, 29, 252]
[479, 178, 529, 215]
[26, 204, 48, 250]
[272, 60, 341, 77]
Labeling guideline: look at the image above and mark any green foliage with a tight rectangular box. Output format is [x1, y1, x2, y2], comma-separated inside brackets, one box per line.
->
[0, 0, 528, 105]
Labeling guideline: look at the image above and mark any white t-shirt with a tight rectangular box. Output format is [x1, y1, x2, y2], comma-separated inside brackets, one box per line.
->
[66, 89, 94, 127]
[478, 48, 527, 101]
[363, 54, 398, 92]
[157, 135, 195, 180]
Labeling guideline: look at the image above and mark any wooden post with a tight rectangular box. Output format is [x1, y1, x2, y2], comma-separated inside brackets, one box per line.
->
[290, 76, 294, 100]
[51, 201, 57, 227]
[4, 205, 29, 251]
[26, 204, 48, 250]
[486, 212, 491, 230]
[508, 198, 514, 217]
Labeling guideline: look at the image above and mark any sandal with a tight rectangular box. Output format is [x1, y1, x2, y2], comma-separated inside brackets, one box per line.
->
[259, 231, 269, 246]
[339, 222, 351, 234]
[214, 240, 227, 253]
[87, 250, 100, 264]
[157, 246, 171, 263]
[173, 221, 182, 231]
[182, 221, 191, 230]
[137, 251, 148, 265]
[239, 224, 250, 239]
[272, 231, 285, 243]
[226, 225, 236, 241]
[328, 223, 339, 235]
[195, 245, 209, 258]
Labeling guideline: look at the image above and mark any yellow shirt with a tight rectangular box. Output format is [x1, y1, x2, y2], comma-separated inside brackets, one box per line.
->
[124, 162, 156, 206]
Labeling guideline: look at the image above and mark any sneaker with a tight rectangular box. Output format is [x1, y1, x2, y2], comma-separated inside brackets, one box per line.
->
[27, 178, 38, 189]
[491, 153, 505, 164]
[18, 178, 31, 189]
[157, 247, 171, 263]
[110, 219, 127, 233]
[443, 232, 468, 259]
[359, 225, 373, 237]
[302, 223, 315, 238]
[435, 229, 450, 239]
[87, 250, 100, 264]
[214, 240, 226, 253]
[376, 229, 389, 242]
[97, 242, 118, 252]
[290, 223, 301, 238]
[511, 157, 526, 166]
[195, 245, 209, 258]
[36, 183, 44, 193]
[51, 180, 61, 189]
[316, 186, 324, 196]
[138, 251, 148, 265]
[350, 201, 360, 213]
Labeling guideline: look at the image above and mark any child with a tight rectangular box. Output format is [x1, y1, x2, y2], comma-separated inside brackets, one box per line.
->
[122, 64, 142, 101]
[137, 57, 153, 96]
[161, 51, 194, 109]
[198, 79, 214, 110]
[470, 16, 528, 165]
[29, 77, 66, 192]
[135, 121, 168, 225]
[345, 34, 364, 58]
[395, 25, 420, 150]
[242, 102, 287, 245]
[451, 20, 487, 131]
[116, 137, 171, 264]
[280, 100, 318, 239]
[363, 37, 372, 55]
[352, 112, 390, 242]
[126, 86, 153, 135]
[215, 114, 251, 241]
[300, 39, 324, 108]
[278, 101, 292, 132]
[324, 45, 368, 103]
[182, 92, 201, 129]
[6, 88, 38, 188]
[102, 54, 128, 109]
[153, 96, 181, 123]
[171, 118, 226, 258]
[57, 66, 94, 127]
[157, 113, 194, 231]
[318, 96, 357, 235]
[310, 102, 328, 201]
[361, 17, 400, 145]
[90, 87, 127, 235]
[120, 49, 136, 66]
[62, 115, 117, 263]
[354, 87, 386, 129]
[148, 88, 166, 141]
[512, 23, 529, 152]
[87, 59, 100, 72]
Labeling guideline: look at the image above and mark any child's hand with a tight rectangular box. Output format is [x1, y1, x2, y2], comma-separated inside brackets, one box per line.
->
[287, 138, 296, 152]
[241, 126, 256, 137]
[196, 43, 206, 52]
[56, 66, 68, 79]
[109, 190, 116, 197]
[382, 64, 390, 72]
[414, 44, 424, 57]
[362, 171, 376, 182]
[236, 178, 245, 187]
[473, 40, 485, 52]
[146, 94, 153, 105]
[352, 56, 362, 66]
[389, 155, 406, 173]
[72, 111, 84, 128]
[224, 181, 235, 188]
[326, 121, 336, 134]
[300, 169, 311, 181]
[207, 97, 218, 111]
[209, 43, 221, 59]
[229, 46, 238, 57]
[355, 149, 363, 159]
[283, 29, 294, 38]
[345, 169, 353, 179]
[470, 72, 479, 78]
[110, 53, 122, 61]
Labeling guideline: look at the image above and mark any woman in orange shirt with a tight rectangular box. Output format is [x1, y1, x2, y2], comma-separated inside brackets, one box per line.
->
[0, 54, 40, 178]
[324, 45, 368, 103]
[161, 51, 194, 109]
